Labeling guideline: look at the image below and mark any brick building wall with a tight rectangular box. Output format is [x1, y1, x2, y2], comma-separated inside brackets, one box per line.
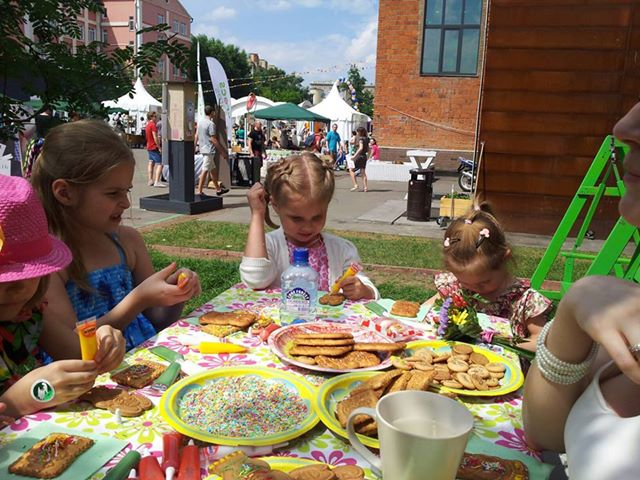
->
[374, 0, 485, 163]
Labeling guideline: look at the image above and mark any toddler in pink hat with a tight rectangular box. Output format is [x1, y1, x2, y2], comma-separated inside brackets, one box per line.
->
[0, 175, 125, 419]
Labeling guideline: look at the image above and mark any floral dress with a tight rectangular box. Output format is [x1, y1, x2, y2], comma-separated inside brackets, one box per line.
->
[286, 238, 330, 292]
[434, 272, 552, 339]
[0, 306, 49, 395]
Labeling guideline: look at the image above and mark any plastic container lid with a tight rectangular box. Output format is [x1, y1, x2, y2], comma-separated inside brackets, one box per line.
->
[292, 247, 309, 264]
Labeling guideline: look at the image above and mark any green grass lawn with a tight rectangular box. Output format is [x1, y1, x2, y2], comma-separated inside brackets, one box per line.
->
[144, 219, 590, 279]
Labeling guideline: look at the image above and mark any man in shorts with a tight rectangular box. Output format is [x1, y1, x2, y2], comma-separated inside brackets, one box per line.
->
[145, 111, 165, 187]
[196, 105, 229, 196]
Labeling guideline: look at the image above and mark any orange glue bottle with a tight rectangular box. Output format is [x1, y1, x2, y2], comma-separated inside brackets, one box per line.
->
[329, 262, 361, 294]
[177, 272, 189, 289]
[76, 316, 98, 361]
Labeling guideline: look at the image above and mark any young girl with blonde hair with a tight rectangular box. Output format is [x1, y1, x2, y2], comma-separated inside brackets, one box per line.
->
[0, 176, 125, 418]
[431, 203, 551, 351]
[31, 119, 201, 354]
[240, 153, 378, 300]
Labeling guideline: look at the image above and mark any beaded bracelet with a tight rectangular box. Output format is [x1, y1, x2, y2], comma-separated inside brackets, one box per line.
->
[534, 319, 599, 385]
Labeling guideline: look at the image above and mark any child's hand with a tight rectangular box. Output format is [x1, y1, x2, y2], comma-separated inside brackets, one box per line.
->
[4, 360, 99, 416]
[94, 326, 126, 374]
[166, 268, 202, 299]
[340, 276, 375, 301]
[247, 182, 267, 216]
[135, 263, 198, 308]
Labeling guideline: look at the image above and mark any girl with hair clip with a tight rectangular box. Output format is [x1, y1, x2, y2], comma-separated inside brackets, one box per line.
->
[0, 176, 125, 418]
[430, 203, 551, 352]
[523, 101, 640, 479]
[31, 120, 201, 355]
[240, 153, 379, 300]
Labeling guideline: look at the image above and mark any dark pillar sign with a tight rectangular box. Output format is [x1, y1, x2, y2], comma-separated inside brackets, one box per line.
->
[140, 81, 222, 214]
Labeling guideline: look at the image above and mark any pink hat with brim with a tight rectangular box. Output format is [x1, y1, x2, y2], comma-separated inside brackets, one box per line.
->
[0, 175, 72, 283]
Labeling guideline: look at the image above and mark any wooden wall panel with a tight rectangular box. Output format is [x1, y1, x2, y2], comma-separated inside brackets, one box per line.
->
[478, 1, 639, 235]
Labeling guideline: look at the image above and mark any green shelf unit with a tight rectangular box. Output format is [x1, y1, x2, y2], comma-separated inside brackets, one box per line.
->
[531, 136, 637, 300]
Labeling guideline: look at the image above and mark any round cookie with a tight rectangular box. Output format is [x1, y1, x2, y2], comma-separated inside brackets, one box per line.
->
[288, 464, 335, 480]
[319, 293, 346, 306]
[486, 362, 506, 373]
[453, 344, 473, 355]
[333, 465, 365, 480]
[454, 372, 475, 390]
[469, 352, 489, 365]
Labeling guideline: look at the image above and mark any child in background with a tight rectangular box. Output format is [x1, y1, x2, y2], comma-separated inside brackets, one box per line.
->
[0, 176, 125, 418]
[430, 203, 551, 351]
[369, 137, 380, 161]
[240, 153, 379, 300]
[31, 119, 201, 355]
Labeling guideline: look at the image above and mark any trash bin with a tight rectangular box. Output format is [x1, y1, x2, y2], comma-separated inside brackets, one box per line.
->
[407, 168, 435, 221]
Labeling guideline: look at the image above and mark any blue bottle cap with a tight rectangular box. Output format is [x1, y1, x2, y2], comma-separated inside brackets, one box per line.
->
[292, 247, 309, 264]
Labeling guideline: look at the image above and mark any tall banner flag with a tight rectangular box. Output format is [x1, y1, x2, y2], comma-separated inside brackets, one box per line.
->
[206, 57, 232, 141]
[196, 41, 205, 123]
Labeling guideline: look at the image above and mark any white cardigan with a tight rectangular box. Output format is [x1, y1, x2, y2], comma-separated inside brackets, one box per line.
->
[240, 228, 379, 299]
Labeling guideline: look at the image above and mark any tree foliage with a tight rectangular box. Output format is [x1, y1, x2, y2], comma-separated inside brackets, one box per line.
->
[0, 0, 188, 140]
[341, 65, 374, 117]
[253, 66, 309, 104]
[189, 34, 252, 102]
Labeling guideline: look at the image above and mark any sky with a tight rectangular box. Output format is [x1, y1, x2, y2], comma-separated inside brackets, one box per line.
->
[182, 0, 379, 85]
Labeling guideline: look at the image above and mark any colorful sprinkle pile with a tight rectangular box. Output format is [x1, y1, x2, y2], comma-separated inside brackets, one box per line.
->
[179, 376, 309, 437]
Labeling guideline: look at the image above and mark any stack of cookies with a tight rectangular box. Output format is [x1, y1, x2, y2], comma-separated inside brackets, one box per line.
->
[288, 332, 405, 370]
[199, 310, 258, 338]
[391, 344, 507, 391]
[335, 368, 442, 438]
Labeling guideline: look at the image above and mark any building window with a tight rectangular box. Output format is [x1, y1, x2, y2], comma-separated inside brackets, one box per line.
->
[102, 29, 108, 43]
[129, 16, 135, 31]
[421, 0, 482, 76]
[157, 14, 164, 25]
[180, 22, 186, 36]
[78, 23, 84, 40]
[172, 63, 179, 76]
[173, 20, 179, 32]
[88, 27, 96, 42]
[158, 59, 164, 72]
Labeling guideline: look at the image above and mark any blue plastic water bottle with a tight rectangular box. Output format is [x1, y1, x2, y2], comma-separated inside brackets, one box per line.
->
[280, 248, 318, 325]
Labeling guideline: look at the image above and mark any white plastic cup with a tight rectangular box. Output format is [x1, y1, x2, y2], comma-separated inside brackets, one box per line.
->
[347, 390, 473, 480]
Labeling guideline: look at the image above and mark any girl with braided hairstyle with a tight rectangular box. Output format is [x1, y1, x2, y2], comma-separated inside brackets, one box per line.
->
[240, 153, 379, 300]
[428, 203, 551, 352]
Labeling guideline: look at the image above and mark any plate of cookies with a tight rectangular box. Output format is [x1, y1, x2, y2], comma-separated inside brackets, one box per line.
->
[268, 321, 406, 373]
[315, 368, 459, 449]
[159, 367, 319, 446]
[400, 340, 524, 397]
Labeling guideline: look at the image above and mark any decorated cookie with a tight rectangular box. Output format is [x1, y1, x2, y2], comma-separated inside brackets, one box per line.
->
[80, 386, 153, 417]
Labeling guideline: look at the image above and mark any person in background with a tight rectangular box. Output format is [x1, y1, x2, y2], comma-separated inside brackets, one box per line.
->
[31, 119, 202, 353]
[236, 124, 245, 148]
[196, 105, 229, 197]
[523, 100, 640, 480]
[349, 127, 369, 192]
[0, 175, 125, 418]
[427, 203, 551, 352]
[240, 153, 378, 300]
[145, 111, 165, 187]
[369, 137, 380, 160]
[248, 120, 267, 160]
[326, 123, 342, 166]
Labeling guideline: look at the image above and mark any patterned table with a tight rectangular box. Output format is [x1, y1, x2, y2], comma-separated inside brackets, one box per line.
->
[0, 284, 541, 479]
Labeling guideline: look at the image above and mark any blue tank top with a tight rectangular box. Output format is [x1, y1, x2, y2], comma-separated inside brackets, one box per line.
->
[66, 235, 156, 350]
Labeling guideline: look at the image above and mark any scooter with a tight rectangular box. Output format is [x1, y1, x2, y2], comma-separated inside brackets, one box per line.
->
[457, 156, 475, 192]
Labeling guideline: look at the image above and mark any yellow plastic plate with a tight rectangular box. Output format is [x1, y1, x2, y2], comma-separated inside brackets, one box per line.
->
[209, 457, 377, 479]
[159, 367, 319, 446]
[315, 371, 381, 449]
[405, 340, 524, 397]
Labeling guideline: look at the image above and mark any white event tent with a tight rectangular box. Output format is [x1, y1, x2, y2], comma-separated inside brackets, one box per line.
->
[230, 95, 277, 122]
[309, 81, 370, 141]
[102, 77, 161, 114]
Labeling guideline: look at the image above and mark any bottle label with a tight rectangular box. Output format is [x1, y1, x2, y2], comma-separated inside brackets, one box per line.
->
[284, 287, 311, 314]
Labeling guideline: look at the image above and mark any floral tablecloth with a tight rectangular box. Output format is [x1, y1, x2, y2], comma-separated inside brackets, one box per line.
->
[0, 284, 538, 479]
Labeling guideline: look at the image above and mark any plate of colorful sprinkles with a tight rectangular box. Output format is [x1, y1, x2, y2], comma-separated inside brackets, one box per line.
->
[159, 367, 319, 446]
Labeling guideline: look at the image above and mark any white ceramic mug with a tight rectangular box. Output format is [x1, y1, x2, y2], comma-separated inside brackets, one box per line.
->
[347, 390, 473, 480]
